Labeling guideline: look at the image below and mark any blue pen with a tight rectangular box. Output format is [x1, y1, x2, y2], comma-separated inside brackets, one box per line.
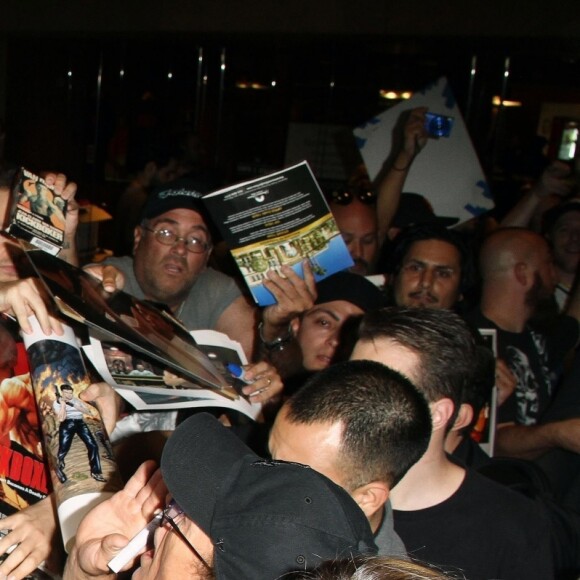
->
[226, 363, 253, 384]
[226, 363, 268, 398]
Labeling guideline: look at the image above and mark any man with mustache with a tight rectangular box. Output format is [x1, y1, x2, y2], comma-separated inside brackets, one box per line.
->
[387, 223, 471, 312]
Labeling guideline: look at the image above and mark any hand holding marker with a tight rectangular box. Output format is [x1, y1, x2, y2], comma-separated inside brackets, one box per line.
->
[226, 363, 270, 398]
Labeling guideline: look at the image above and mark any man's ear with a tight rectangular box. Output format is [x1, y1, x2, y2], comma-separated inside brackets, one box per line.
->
[290, 316, 301, 337]
[514, 262, 530, 287]
[450, 403, 474, 433]
[430, 398, 455, 432]
[350, 481, 390, 521]
[133, 225, 143, 255]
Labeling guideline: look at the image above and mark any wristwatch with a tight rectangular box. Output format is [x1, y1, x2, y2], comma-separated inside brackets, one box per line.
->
[258, 321, 293, 352]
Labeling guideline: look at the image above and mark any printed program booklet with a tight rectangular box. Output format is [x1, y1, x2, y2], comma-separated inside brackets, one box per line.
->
[20, 316, 123, 553]
[7, 168, 67, 256]
[202, 161, 353, 306]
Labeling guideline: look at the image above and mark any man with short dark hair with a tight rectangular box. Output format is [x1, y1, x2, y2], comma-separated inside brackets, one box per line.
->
[351, 307, 553, 580]
[65, 413, 377, 579]
[269, 359, 431, 556]
[386, 223, 473, 311]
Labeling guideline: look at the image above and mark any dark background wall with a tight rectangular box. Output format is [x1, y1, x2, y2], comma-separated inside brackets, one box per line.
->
[2, 0, 580, 38]
[1, 0, 580, 212]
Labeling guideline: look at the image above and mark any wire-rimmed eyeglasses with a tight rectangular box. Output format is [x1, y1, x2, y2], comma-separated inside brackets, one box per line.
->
[144, 226, 211, 254]
[160, 500, 212, 571]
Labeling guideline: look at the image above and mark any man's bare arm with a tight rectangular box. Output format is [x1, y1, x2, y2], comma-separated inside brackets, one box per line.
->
[500, 161, 573, 228]
[375, 107, 428, 246]
[495, 418, 580, 460]
[214, 295, 258, 361]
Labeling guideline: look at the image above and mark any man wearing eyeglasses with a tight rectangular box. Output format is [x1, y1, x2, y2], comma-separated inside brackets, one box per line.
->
[64, 412, 377, 579]
[102, 182, 257, 361]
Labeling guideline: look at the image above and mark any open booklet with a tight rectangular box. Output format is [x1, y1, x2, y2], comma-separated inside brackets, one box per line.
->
[202, 160, 353, 306]
[84, 330, 261, 420]
[16, 242, 261, 419]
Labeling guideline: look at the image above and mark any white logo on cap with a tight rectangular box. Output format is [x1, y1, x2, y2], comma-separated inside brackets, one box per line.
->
[158, 188, 202, 199]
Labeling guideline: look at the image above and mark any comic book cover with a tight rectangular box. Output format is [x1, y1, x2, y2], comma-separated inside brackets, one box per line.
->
[0, 316, 55, 579]
[21, 317, 123, 552]
[0, 317, 49, 518]
[7, 168, 67, 256]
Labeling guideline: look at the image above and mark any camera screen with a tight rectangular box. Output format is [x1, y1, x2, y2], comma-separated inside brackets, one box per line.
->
[425, 113, 454, 138]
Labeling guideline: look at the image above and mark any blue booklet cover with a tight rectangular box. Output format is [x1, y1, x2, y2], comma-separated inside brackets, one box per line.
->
[203, 161, 353, 306]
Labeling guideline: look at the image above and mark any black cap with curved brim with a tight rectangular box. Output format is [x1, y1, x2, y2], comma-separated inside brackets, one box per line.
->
[160, 413, 377, 579]
[142, 181, 207, 222]
[391, 192, 459, 229]
[315, 271, 386, 312]
[141, 178, 220, 240]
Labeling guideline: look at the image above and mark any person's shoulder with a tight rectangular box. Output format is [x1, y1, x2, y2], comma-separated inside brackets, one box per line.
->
[102, 255, 133, 270]
[195, 267, 242, 294]
[461, 306, 493, 330]
[464, 468, 544, 519]
[199, 267, 236, 282]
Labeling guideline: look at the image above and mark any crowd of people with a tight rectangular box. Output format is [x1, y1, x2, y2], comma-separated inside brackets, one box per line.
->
[0, 104, 579, 579]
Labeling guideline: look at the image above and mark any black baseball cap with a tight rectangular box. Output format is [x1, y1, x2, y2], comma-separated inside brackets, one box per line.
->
[141, 178, 220, 239]
[142, 178, 208, 222]
[315, 271, 386, 312]
[161, 413, 377, 578]
[391, 193, 459, 229]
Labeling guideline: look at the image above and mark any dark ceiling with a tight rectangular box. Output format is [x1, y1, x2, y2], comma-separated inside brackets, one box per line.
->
[2, 0, 580, 195]
[2, 0, 580, 43]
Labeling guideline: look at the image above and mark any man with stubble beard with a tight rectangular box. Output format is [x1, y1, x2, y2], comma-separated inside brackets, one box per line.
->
[387, 223, 472, 311]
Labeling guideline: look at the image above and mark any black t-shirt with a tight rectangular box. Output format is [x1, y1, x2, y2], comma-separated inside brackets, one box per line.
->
[393, 468, 554, 580]
[464, 309, 578, 426]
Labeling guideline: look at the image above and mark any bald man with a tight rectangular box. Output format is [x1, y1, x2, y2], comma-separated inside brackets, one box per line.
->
[464, 227, 580, 459]
[330, 197, 380, 276]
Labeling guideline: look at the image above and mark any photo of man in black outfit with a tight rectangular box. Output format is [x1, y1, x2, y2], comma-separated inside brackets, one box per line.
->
[53, 384, 105, 484]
